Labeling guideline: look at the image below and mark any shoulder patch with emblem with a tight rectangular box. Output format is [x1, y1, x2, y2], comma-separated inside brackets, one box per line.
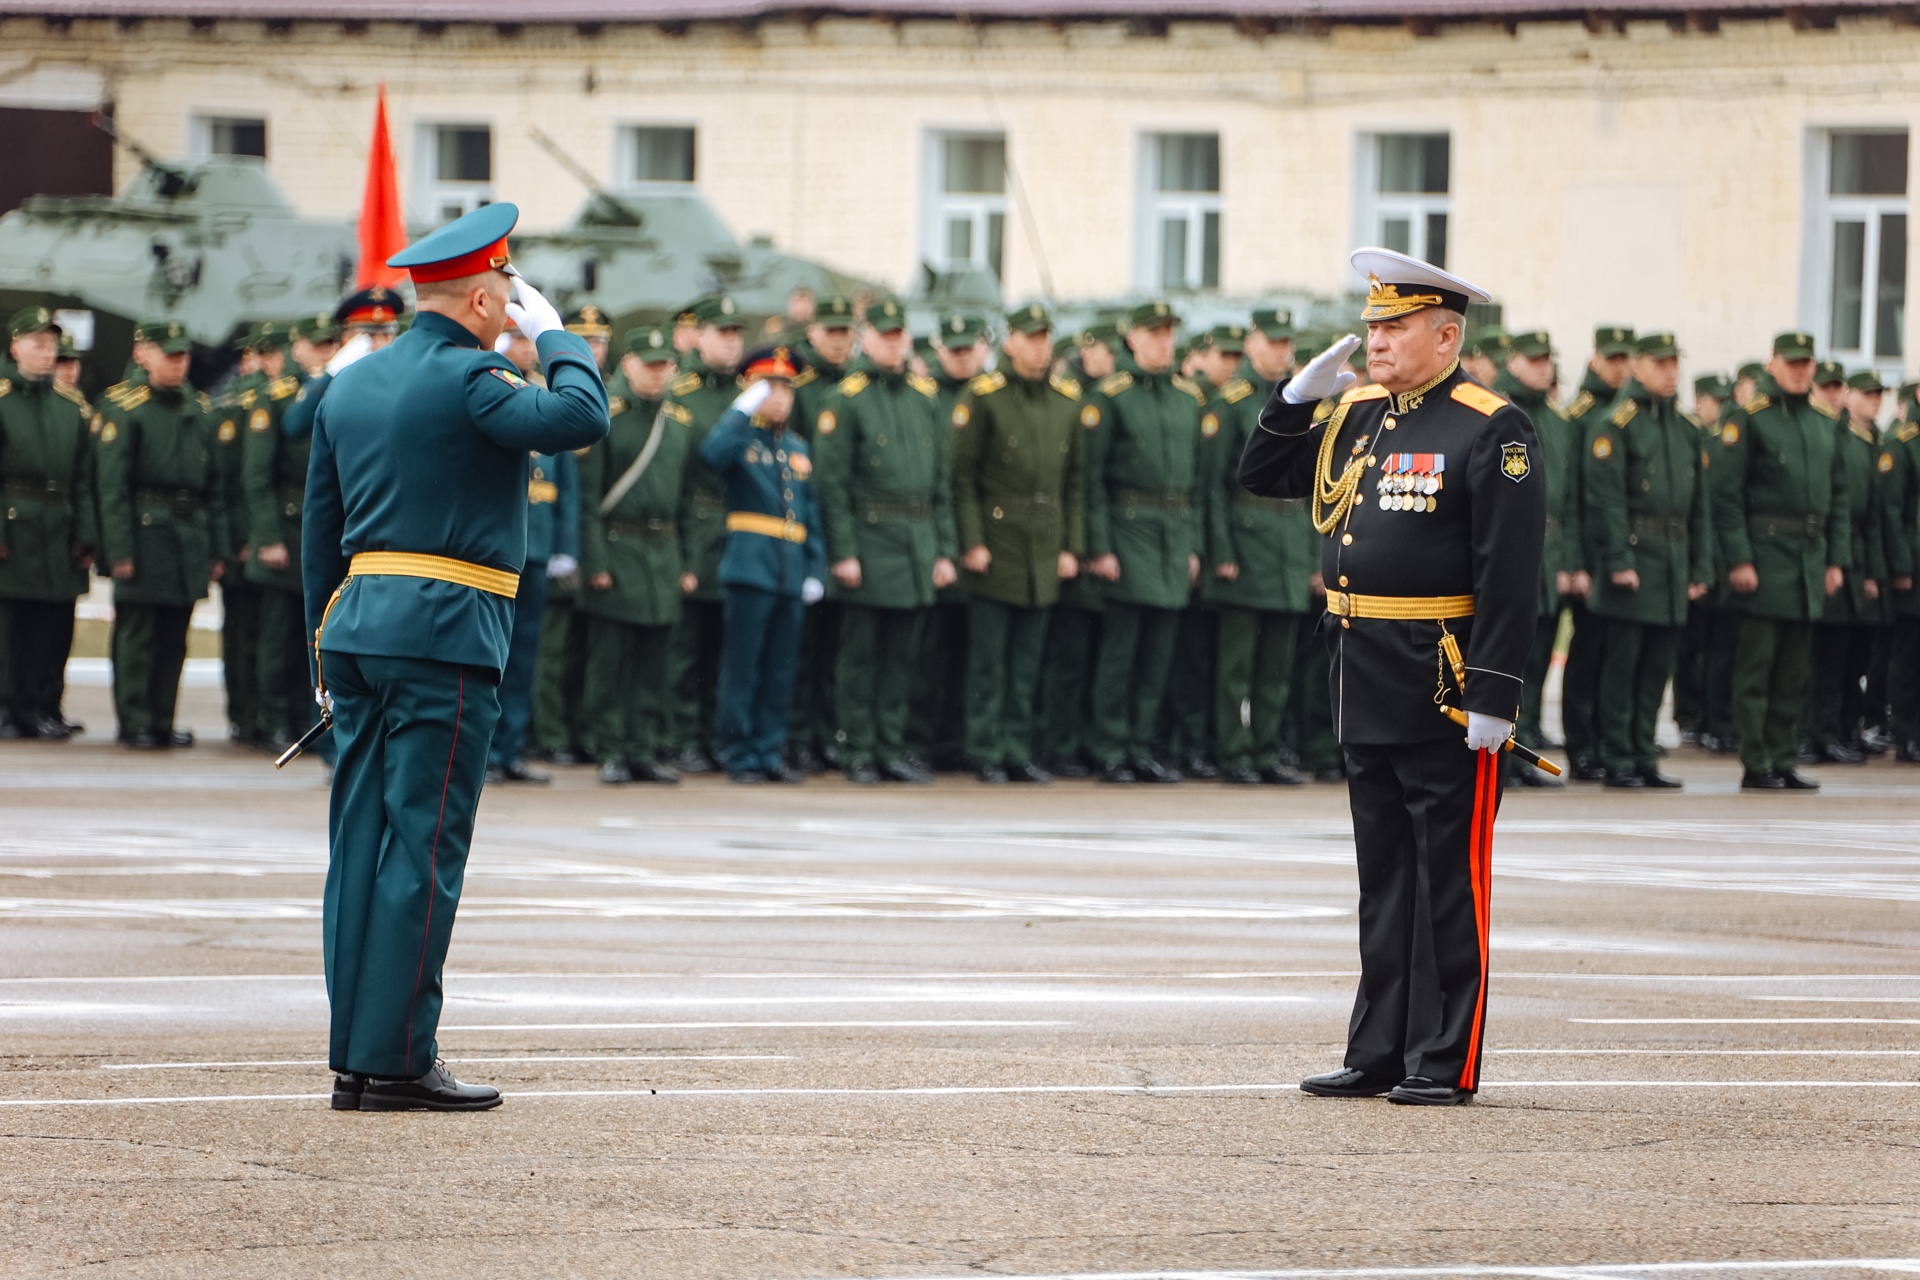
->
[1080, 404, 1101, 429]
[950, 404, 969, 429]
[837, 372, 870, 398]
[1500, 441, 1531, 482]
[816, 409, 837, 435]
[970, 371, 1006, 397]
[490, 368, 530, 390]
[1592, 435, 1613, 460]
[1097, 371, 1134, 397]
[1880, 451, 1896, 473]
[1610, 399, 1638, 427]
[1341, 383, 1389, 405]
[1049, 373, 1081, 400]
[1452, 383, 1508, 416]
[670, 371, 703, 397]
[1200, 412, 1220, 439]
[248, 408, 271, 433]
[1720, 423, 1740, 446]
[907, 373, 938, 398]
[101, 422, 119, 445]
[1221, 378, 1254, 405]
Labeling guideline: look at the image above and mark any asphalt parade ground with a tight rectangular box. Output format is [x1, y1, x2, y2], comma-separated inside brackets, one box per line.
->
[3, 680, 1918, 1279]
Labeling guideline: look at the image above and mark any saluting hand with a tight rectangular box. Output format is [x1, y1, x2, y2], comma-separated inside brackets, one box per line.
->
[1281, 333, 1361, 404]
[505, 276, 565, 342]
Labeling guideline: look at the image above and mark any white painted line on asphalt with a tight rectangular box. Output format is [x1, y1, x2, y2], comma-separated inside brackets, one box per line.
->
[101, 1054, 798, 1070]
[436, 1020, 1075, 1031]
[4, 970, 1915, 985]
[1573, 1017, 1920, 1025]
[1750, 996, 1920, 1003]
[837, 1259, 1920, 1279]
[1491, 1048, 1920, 1056]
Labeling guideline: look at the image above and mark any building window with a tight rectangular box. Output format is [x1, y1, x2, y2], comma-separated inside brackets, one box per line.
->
[619, 125, 696, 184]
[191, 114, 266, 161]
[1359, 132, 1451, 268]
[1820, 130, 1907, 363]
[923, 132, 1005, 281]
[1138, 132, 1221, 291]
[419, 123, 492, 223]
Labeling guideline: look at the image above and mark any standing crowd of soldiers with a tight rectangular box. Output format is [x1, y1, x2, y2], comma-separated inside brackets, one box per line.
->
[3, 290, 1919, 792]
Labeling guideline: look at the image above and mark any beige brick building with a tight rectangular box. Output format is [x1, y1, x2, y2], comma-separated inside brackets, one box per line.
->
[2, 0, 1917, 378]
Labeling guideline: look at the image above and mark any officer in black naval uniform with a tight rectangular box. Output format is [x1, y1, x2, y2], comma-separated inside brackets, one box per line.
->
[1239, 248, 1545, 1106]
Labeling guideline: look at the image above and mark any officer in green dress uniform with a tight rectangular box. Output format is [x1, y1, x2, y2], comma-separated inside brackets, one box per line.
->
[492, 439, 578, 784]
[702, 346, 826, 782]
[1492, 330, 1572, 784]
[950, 303, 1085, 783]
[0, 308, 95, 739]
[813, 296, 957, 783]
[1673, 373, 1732, 744]
[280, 287, 407, 444]
[1205, 308, 1311, 785]
[1712, 331, 1848, 790]
[97, 319, 225, 749]
[783, 293, 857, 771]
[1881, 392, 1920, 760]
[1083, 299, 1207, 784]
[1582, 332, 1711, 789]
[580, 325, 693, 784]
[665, 293, 745, 773]
[1558, 326, 1634, 779]
[1805, 370, 1888, 762]
[305, 204, 608, 1109]
[235, 321, 314, 750]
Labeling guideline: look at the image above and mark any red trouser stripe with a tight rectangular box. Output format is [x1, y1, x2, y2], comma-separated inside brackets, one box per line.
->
[1459, 747, 1495, 1090]
[403, 671, 464, 1069]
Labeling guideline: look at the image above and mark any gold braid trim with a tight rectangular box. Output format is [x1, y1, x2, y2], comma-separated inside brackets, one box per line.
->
[1311, 401, 1366, 535]
[1392, 360, 1460, 415]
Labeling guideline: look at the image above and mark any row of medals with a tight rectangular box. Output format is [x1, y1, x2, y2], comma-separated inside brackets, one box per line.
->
[1377, 471, 1441, 513]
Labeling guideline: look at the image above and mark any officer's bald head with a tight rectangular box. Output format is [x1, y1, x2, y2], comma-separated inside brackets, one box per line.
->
[415, 271, 512, 349]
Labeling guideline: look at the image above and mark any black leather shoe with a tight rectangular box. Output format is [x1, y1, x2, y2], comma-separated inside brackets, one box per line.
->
[677, 749, 718, 775]
[1388, 1076, 1474, 1106]
[1099, 764, 1136, 784]
[1220, 764, 1261, 785]
[1007, 761, 1051, 784]
[767, 764, 806, 784]
[1777, 767, 1820, 790]
[1818, 741, 1865, 764]
[0, 720, 20, 740]
[1134, 758, 1182, 784]
[1052, 760, 1092, 779]
[597, 761, 633, 784]
[1603, 769, 1646, 789]
[123, 731, 164, 750]
[1511, 767, 1564, 788]
[728, 769, 767, 784]
[358, 1060, 501, 1112]
[633, 759, 681, 784]
[59, 717, 85, 736]
[549, 749, 583, 767]
[1299, 1067, 1397, 1098]
[845, 762, 882, 784]
[790, 745, 825, 774]
[1569, 755, 1606, 782]
[1184, 755, 1219, 780]
[882, 758, 933, 784]
[30, 716, 71, 742]
[1741, 769, 1786, 790]
[1898, 741, 1920, 764]
[1637, 767, 1684, 789]
[1708, 735, 1741, 757]
[1259, 763, 1306, 785]
[495, 759, 550, 784]
[331, 1073, 364, 1111]
[974, 764, 1008, 784]
[1858, 729, 1892, 756]
[167, 728, 196, 749]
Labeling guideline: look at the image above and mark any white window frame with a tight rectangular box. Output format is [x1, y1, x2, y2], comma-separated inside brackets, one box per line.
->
[1800, 126, 1908, 370]
[1353, 131, 1452, 268]
[189, 112, 267, 161]
[415, 121, 494, 225]
[1135, 131, 1222, 293]
[614, 122, 698, 187]
[920, 129, 1007, 281]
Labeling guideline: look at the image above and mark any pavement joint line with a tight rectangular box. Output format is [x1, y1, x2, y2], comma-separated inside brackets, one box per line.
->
[7, 1081, 1920, 1108]
[100, 1054, 800, 1070]
[1489, 1049, 1920, 1056]
[831, 1262, 1920, 1279]
[434, 1020, 1078, 1031]
[4, 971, 1916, 984]
[1573, 1017, 1920, 1024]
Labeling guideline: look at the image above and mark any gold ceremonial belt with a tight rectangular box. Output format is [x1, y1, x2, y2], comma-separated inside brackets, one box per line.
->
[1325, 590, 1475, 620]
[348, 552, 520, 598]
[726, 512, 809, 544]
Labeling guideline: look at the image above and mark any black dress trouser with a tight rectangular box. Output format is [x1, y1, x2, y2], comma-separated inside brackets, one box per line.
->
[1341, 736, 1501, 1091]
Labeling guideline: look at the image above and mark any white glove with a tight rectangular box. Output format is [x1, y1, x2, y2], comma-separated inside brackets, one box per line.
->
[324, 333, 374, 376]
[546, 553, 578, 580]
[1282, 333, 1363, 404]
[505, 276, 564, 342]
[493, 332, 516, 354]
[802, 577, 825, 605]
[1465, 712, 1513, 752]
[731, 379, 773, 418]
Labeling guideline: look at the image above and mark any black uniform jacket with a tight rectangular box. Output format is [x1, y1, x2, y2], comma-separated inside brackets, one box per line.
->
[1239, 363, 1545, 745]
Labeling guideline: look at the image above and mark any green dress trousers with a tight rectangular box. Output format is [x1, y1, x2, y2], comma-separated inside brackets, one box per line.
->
[834, 603, 925, 768]
[965, 596, 1050, 769]
[1732, 617, 1815, 773]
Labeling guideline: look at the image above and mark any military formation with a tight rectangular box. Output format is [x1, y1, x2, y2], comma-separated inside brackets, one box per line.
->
[4, 291, 1920, 794]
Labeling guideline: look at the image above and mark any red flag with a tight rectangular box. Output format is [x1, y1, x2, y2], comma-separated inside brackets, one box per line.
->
[355, 85, 407, 289]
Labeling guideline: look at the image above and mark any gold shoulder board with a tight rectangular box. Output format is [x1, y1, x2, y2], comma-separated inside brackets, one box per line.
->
[1221, 378, 1253, 405]
[1567, 391, 1594, 419]
[1609, 399, 1638, 427]
[1341, 383, 1389, 405]
[0, 378, 10, 398]
[120, 387, 151, 411]
[1897, 422, 1920, 442]
[1172, 374, 1207, 404]
[665, 402, 694, 425]
[1452, 383, 1508, 416]
[1742, 394, 1771, 414]
[1049, 373, 1081, 400]
[237, 388, 257, 409]
[54, 382, 89, 410]
[837, 371, 870, 398]
[268, 375, 300, 400]
[1812, 401, 1839, 420]
[607, 396, 627, 417]
[1311, 398, 1336, 423]
[197, 392, 213, 411]
[907, 373, 938, 397]
[1096, 371, 1134, 397]
[970, 371, 1007, 397]
[792, 368, 819, 389]
[670, 371, 703, 397]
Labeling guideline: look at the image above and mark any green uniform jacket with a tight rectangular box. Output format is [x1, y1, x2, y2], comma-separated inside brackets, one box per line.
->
[1583, 381, 1712, 627]
[949, 368, 1087, 608]
[0, 372, 95, 600]
[666, 353, 739, 603]
[791, 359, 849, 442]
[96, 382, 225, 607]
[1497, 372, 1578, 616]
[1202, 373, 1312, 613]
[240, 374, 308, 592]
[813, 363, 957, 609]
[213, 376, 256, 573]
[1083, 366, 1207, 610]
[578, 379, 695, 628]
[1824, 418, 1888, 625]
[1880, 421, 1920, 618]
[1560, 368, 1622, 577]
[1712, 376, 1851, 621]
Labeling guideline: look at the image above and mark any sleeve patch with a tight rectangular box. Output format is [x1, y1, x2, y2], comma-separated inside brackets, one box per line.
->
[1592, 435, 1613, 460]
[217, 419, 237, 443]
[1880, 451, 1896, 473]
[1451, 383, 1508, 415]
[1499, 441, 1531, 482]
[1080, 404, 1101, 429]
[1720, 423, 1740, 446]
[816, 410, 837, 435]
[1200, 412, 1220, 438]
[248, 408, 272, 433]
[950, 404, 970, 429]
[100, 423, 118, 445]
[491, 368, 531, 390]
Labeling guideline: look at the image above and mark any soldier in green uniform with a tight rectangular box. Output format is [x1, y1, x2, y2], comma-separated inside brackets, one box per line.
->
[566, 304, 614, 372]
[1882, 391, 1920, 760]
[783, 294, 858, 771]
[1083, 299, 1207, 784]
[813, 296, 957, 783]
[0, 308, 95, 739]
[1673, 373, 1732, 745]
[1805, 370, 1888, 762]
[1582, 333, 1711, 788]
[214, 326, 270, 747]
[1713, 331, 1849, 790]
[236, 322, 312, 750]
[1205, 308, 1311, 785]
[96, 319, 226, 749]
[1492, 330, 1573, 785]
[949, 303, 1084, 784]
[1559, 326, 1635, 779]
[580, 325, 692, 784]
[1460, 327, 1509, 389]
[1810, 360, 1848, 418]
[665, 294, 745, 773]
